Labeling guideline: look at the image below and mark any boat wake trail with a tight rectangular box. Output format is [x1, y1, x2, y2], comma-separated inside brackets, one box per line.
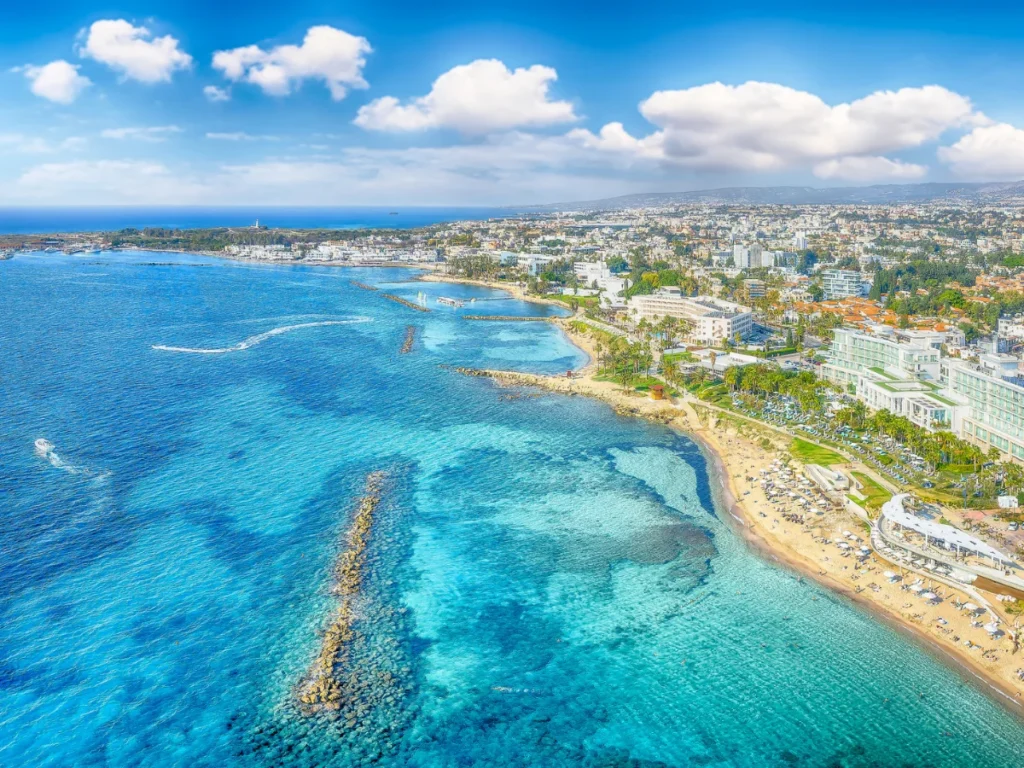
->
[34, 438, 86, 474]
[151, 318, 373, 354]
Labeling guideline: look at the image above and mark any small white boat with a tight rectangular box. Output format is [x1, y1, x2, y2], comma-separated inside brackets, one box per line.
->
[34, 438, 54, 457]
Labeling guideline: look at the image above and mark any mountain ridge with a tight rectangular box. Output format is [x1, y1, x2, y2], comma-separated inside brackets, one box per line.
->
[516, 181, 1024, 211]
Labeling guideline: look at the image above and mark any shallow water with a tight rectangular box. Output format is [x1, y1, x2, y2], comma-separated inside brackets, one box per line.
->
[2, 251, 1024, 767]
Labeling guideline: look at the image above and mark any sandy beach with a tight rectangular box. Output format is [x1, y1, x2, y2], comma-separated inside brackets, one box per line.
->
[414, 270, 572, 309]
[465, 320, 1024, 716]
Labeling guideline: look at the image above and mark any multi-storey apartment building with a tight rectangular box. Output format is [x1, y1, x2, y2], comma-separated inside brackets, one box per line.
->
[821, 269, 865, 300]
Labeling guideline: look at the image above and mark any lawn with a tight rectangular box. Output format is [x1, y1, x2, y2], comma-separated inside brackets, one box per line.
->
[850, 471, 890, 510]
[790, 437, 844, 466]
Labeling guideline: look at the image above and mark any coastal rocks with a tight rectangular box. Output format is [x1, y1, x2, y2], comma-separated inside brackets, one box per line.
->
[400, 326, 417, 354]
[380, 293, 431, 313]
[298, 470, 388, 712]
[350, 278, 431, 312]
[234, 466, 423, 767]
[461, 315, 550, 322]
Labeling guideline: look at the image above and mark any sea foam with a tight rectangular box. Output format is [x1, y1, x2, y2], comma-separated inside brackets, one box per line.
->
[151, 318, 372, 354]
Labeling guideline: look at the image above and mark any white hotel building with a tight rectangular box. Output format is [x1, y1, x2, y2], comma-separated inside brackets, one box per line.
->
[823, 327, 1024, 462]
[627, 288, 753, 346]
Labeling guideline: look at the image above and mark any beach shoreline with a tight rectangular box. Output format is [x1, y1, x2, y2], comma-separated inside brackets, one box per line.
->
[690, 421, 1024, 719]
[412, 270, 573, 309]
[455, 315, 1024, 718]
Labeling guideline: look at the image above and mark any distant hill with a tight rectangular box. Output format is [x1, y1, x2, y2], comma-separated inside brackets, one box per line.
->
[518, 181, 1024, 211]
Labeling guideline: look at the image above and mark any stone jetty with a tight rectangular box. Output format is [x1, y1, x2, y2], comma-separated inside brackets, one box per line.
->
[460, 315, 550, 322]
[349, 281, 378, 291]
[380, 293, 431, 313]
[299, 470, 388, 712]
[400, 326, 417, 354]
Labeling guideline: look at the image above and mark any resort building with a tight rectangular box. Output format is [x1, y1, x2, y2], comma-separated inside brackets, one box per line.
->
[520, 253, 560, 276]
[822, 328, 964, 432]
[572, 261, 630, 307]
[824, 328, 1024, 462]
[942, 355, 1024, 461]
[627, 288, 753, 345]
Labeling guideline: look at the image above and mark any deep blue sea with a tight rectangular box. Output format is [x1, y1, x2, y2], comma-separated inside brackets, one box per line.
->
[2, 250, 1024, 768]
[0, 207, 512, 234]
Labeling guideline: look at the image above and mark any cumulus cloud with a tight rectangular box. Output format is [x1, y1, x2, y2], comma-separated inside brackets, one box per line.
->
[813, 156, 927, 181]
[570, 81, 982, 179]
[212, 26, 371, 100]
[18, 60, 91, 104]
[100, 125, 183, 141]
[566, 122, 664, 159]
[79, 19, 192, 83]
[938, 123, 1024, 179]
[354, 59, 577, 134]
[203, 85, 230, 102]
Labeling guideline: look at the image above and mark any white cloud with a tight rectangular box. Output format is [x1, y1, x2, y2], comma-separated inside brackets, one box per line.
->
[813, 156, 927, 181]
[19, 60, 91, 104]
[205, 132, 277, 141]
[566, 122, 664, 160]
[570, 81, 982, 178]
[203, 85, 231, 102]
[212, 26, 371, 100]
[100, 125, 183, 141]
[15, 160, 207, 203]
[5, 132, 647, 206]
[0, 134, 86, 154]
[79, 19, 192, 83]
[354, 59, 577, 135]
[938, 123, 1024, 179]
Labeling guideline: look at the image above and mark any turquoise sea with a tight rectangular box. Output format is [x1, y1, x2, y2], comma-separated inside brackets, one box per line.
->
[2, 250, 1024, 767]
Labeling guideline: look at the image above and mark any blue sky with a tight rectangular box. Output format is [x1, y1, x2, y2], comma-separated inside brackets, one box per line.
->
[4, 1, 1024, 205]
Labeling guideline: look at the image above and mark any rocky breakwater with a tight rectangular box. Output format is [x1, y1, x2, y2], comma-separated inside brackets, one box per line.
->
[349, 281, 378, 291]
[299, 470, 388, 712]
[240, 468, 418, 764]
[380, 293, 430, 313]
[400, 326, 416, 354]
[453, 367, 681, 425]
[461, 315, 549, 322]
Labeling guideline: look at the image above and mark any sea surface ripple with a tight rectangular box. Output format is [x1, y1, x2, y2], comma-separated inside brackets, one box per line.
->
[1, 250, 1024, 768]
